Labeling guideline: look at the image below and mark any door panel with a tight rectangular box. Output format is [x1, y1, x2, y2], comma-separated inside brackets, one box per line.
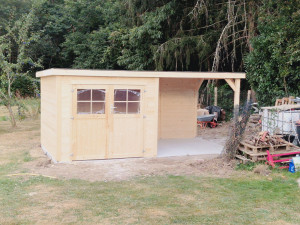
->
[72, 84, 144, 160]
[108, 116, 143, 158]
[73, 85, 109, 160]
[108, 86, 144, 158]
[74, 119, 107, 160]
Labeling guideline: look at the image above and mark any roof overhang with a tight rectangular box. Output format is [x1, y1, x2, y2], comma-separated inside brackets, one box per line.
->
[36, 68, 246, 79]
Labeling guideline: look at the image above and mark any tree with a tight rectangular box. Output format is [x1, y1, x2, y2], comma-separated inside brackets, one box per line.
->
[0, 0, 32, 33]
[0, 9, 41, 127]
[245, 0, 300, 105]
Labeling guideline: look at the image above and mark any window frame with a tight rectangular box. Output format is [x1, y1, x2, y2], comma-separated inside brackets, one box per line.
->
[76, 88, 106, 115]
[113, 89, 141, 114]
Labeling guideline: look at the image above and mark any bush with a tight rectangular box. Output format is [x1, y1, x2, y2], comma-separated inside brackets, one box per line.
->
[12, 75, 40, 98]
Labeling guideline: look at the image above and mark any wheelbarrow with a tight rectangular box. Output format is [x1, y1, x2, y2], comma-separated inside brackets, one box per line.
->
[197, 114, 218, 128]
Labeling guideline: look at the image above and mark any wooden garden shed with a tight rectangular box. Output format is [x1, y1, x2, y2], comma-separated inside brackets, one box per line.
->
[36, 69, 245, 162]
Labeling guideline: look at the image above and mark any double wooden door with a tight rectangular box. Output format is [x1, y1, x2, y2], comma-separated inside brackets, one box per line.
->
[72, 84, 144, 160]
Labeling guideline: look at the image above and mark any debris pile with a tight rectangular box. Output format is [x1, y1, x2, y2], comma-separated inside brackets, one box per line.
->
[235, 114, 296, 163]
[243, 114, 261, 138]
[243, 131, 286, 147]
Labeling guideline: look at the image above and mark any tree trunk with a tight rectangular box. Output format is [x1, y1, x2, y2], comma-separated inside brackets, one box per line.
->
[247, 1, 256, 52]
[7, 104, 17, 128]
[247, 1, 258, 103]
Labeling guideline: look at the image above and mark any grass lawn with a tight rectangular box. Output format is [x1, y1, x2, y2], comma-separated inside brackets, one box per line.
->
[0, 103, 300, 224]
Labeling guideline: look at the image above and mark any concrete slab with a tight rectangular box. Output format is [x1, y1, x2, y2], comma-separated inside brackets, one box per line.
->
[157, 137, 225, 157]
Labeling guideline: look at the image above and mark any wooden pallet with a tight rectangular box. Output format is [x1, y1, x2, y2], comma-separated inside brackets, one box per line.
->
[239, 141, 291, 154]
[236, 145, 297, 162]
[235, 154, 251, 164]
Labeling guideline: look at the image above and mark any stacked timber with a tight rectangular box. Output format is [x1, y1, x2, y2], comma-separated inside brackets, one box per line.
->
[236, 131, 294, 163]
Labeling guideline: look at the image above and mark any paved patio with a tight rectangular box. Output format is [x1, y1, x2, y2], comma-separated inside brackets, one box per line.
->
[157, 137, 226, 157]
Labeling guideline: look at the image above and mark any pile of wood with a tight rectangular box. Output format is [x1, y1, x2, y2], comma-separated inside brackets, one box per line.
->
[244, 131, 286, 147]
[242, 114, 262, 140]
[236, 131, 294, 163]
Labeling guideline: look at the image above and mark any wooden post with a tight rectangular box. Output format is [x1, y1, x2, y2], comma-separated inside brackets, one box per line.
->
[234, 79, 241, 115]
[214, 86, 218, 106]
[247, 90, 251, 103]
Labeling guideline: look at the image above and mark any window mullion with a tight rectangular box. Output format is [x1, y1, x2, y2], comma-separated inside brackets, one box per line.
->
[90, 89, 93, 114]
[126, 89, 128, 114]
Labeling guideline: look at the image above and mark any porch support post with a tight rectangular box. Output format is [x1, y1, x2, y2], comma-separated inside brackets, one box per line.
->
[225, 78, 241, 115]
[234, 78, 241, 114]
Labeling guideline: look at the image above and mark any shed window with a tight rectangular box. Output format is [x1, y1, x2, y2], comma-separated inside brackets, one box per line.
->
[77, 89, 106, 114]
[114, 89, 140, 114]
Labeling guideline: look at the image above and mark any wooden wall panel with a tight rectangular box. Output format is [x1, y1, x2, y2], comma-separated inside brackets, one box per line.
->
[40, 76, 58, 160]
[159, 78, 200, 139]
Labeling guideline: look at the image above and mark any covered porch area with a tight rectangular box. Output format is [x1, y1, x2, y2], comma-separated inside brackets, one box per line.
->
[157, 72, 245, 157]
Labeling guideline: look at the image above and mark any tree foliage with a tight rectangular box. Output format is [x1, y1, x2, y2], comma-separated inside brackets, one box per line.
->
[0, 0, 298, 108]
[245, 0, 300, 105]
[0, 8, 41, 126]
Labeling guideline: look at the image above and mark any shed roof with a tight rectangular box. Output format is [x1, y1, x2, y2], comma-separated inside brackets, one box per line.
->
[36, 68, 246, 79]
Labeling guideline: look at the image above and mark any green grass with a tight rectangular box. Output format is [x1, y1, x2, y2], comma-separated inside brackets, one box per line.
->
[23, 151, 33, 162]
[0, 116, 7, 121]
[236, 161, 257, 171]
[0, 173, 299, 224]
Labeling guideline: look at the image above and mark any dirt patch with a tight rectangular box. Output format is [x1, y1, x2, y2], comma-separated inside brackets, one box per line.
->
[253, 164, 271, 176]
[25, 154, 236, 182]
[1, 114, 235, 182]
[189, 157, 237, 176]
[198, 122, 230, 146]
[146, 208, 169, 217]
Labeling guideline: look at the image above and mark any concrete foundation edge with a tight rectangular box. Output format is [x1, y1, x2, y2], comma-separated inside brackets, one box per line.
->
[41, 145, 58, 164]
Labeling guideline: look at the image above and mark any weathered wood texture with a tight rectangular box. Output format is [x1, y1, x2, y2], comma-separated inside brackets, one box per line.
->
[159, 78, 201, 139]
[40, 76, 58, 160]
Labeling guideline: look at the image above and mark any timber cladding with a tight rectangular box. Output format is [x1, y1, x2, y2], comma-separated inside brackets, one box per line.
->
[40, 76, 58, 161]
[37, 69, 245, 162]
[159, 78, 200, 139]
[40, 75, 159, 162]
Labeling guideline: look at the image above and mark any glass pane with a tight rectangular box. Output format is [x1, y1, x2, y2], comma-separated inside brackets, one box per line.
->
[114, 102, 126, 114]
[114, 89, 127, 101]
[128, 89, 140, 101]
[92, 102, 105, 114]
[77, 102, 91, 114]
[92, 89, 105, 101]
[77, 89, 91, 101]
[128, 102, 140, 114]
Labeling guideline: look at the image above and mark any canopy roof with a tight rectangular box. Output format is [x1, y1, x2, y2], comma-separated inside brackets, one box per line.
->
[36, 68, 245, 79]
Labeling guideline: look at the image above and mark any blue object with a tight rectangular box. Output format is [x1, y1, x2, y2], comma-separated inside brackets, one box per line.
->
[289, 160, 295, 173]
